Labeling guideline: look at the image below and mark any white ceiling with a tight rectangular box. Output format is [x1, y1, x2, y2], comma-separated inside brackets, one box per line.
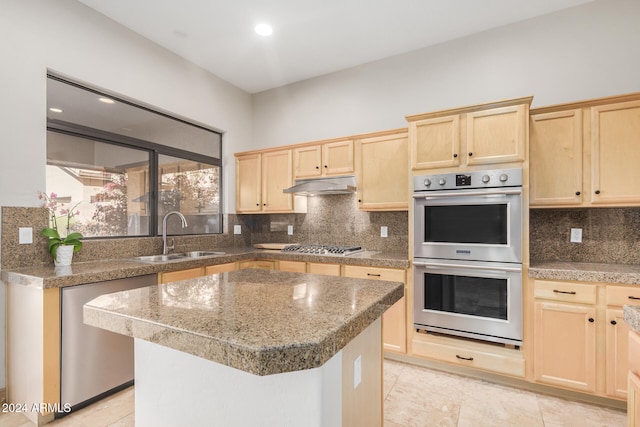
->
[77, 0, 593, 94]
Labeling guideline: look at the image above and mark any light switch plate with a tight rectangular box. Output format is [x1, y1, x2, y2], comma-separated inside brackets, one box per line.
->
[19, 227, 33, 244]
[234, 225, 241, 235]
[287, 225, 293, 235]
[570, 228, 582, 243]
[380, 226, 388, 238]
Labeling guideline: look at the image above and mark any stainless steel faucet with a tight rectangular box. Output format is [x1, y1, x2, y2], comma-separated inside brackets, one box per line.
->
[162, 211, 188, 255]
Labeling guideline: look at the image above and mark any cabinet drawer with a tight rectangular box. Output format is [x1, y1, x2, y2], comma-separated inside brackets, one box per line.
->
[534, 280, 596, 305]
[630, 331, 640, 376]
[607, 285, 640, 307]
[412, 334, 525, 378]
[308, 262, 341, 276]
[343, 265, 406, 283]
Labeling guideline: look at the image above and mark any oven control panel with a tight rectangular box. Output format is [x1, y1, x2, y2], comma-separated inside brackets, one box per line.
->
[413, 168, 522, 191]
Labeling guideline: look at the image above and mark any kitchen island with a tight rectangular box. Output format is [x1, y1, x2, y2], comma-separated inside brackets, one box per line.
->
[84, 268, 403, 427]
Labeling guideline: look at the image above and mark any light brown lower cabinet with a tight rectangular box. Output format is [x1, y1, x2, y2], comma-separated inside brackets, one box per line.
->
[628, 331, 640, 426]
[205, 262, 237, 275]
[278, 260, 307, 273]
[158, 267, 204, 284]
[533, 279, 640, 399]
[308, 262, 341, 276]
[343, 265, 407, 354]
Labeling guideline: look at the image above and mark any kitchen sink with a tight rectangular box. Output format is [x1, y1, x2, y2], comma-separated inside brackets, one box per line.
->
[132, 251, 226, 263]
[184, 251, 226, 257]
[132, 254, 189, 262]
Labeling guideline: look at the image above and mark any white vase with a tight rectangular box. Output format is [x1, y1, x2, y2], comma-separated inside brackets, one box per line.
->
[55, 245, 74, 267]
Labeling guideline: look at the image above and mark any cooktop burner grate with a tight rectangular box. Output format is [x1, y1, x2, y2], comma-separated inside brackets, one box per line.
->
[282, 244, 363, 256]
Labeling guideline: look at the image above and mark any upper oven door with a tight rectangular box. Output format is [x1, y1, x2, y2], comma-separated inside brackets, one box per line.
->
[413, 187, 522, 263]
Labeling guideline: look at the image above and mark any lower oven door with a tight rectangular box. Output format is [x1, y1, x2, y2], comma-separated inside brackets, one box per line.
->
[413, 258, 522, 345]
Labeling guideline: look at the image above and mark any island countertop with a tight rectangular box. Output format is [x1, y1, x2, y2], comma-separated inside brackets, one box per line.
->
[83, 268, 404, 376]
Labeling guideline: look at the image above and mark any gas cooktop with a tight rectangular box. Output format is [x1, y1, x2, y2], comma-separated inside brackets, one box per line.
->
[282, 244, 363, 256]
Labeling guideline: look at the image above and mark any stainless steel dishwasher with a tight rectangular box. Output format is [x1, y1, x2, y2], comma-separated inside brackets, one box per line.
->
[60, 274, 156, 410]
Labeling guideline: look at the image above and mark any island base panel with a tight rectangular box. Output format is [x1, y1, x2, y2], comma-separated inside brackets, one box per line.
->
[133, 318, 382, 427]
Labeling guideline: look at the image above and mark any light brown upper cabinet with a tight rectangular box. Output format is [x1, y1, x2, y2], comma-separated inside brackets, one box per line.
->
[355, 129, 409, 211]
[530, 94, 640, 207]
[407, 97, 531, 171]
[530, 109, 583, 206]
[235, 149, 295, 213]
[293, 138, 354, 178]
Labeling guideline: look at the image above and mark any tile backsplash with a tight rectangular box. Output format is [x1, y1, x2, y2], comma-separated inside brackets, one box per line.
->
[0, 196, 408, 269]
[530, 208, 640, 264]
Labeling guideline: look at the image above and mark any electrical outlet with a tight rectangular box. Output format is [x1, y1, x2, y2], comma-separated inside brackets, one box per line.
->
[570, 228, 582, 243]
[287, 225, 293, 235]
[353, 355, 362, 389]
[19, 227, 33, 244]
[234, 225, 242, 235]
[380, 226, 388, 238]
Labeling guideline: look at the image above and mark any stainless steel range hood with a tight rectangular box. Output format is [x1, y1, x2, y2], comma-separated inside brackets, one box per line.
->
[283, 175, 356, 196]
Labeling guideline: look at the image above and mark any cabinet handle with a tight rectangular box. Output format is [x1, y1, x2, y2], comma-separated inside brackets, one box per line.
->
[358, 199, 362, 203]
[456, 355, 474, 361]
[595, 190, 601, 195]
[315, 166, 320, 169]
[575, 191, 581, 196]
[256, 203, 260, 206]
[453, 153, 458, 158]
[468, 152, 473, 157]
[263, 203, 266, 206]
[629, 296, 640, 300]
[611, 320, 617, 325]
[324, 165, 328, 168]
[553, 289, 577, 295]
[588, 318, 595, 323]
[367, 273, 381, 277]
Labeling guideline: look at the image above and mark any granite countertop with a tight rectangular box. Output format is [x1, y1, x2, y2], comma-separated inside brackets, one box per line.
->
[0, 247, 410, 289]
[84, 269, 404, 376]
[529, 261, 640, 285]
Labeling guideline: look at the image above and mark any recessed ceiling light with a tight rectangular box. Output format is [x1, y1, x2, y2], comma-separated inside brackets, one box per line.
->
[255, 23, 273, 37]
[49, 107, 63, 113]
[98, 97, 115, 104]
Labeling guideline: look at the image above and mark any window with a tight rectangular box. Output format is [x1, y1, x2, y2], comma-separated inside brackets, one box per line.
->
[46, 75, 222, 238]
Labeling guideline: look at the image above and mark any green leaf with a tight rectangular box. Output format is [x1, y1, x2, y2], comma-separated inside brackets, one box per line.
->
[41, 228, 61, 239]
[64, 232, 83, 241]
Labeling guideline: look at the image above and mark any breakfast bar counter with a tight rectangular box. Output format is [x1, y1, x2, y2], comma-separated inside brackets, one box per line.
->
[84, 268, 403, 426]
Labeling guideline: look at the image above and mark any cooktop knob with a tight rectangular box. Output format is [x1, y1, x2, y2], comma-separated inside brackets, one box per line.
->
[423, 178, 431, 187]
[438, 178, 446, 186]
[482, 175, 490, 183]
[499, 174, 508, 182]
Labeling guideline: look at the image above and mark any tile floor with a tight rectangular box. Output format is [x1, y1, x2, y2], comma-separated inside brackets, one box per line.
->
[0, 360, 627, 427]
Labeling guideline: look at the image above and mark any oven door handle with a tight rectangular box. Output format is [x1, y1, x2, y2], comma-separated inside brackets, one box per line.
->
[413, 189, 522, 199]
[413, 261, 522, 273]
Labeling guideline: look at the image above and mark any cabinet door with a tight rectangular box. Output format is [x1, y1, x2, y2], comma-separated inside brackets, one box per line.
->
[323, 140, 354, 175]
[629, 372, 640, 427]
[466, 104, 526, 165]
[159, 267, 203, 284]
[534, 301, 596, 393]
[530, 110, 583, 206]
[591, 100, 640, 205]
[236, 154, 262, 212]
[606, 309, 630, 399]
[261, 150, 293, 212]
[356, 132, 408, 211]
[293, 145, 322, 178]
[410, 115, 460, 169]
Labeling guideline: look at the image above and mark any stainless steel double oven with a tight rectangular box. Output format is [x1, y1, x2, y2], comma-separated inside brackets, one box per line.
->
[413, 168, 523, 346]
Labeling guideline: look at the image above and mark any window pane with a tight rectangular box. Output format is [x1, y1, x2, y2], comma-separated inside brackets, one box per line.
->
[46, 131, 150, 237]
[158, 154, 221, 235]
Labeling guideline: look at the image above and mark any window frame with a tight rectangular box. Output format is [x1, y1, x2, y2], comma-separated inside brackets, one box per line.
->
[47, 119, 223, 239]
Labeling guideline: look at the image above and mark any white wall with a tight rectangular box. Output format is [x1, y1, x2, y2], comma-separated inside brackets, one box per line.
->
[251, 0, 640, 149]
[0, 0, 252, 390]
